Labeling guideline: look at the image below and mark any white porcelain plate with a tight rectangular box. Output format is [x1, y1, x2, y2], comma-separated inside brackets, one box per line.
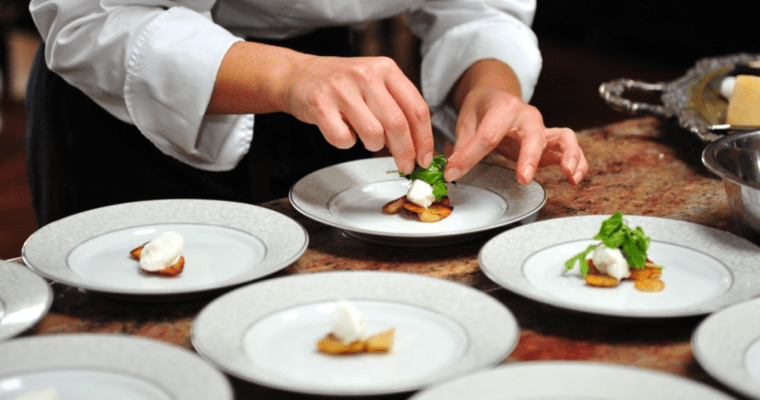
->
[289, 157, 546, 246]
[0, 260, 52, 341]
[409, 361, 734, 399]
[693, 297, 760, 399]
[0, 333, 232, 400]
[191, 271, 519, 396]
[479, 214, 760, 319]
[22, 199, 308, 299]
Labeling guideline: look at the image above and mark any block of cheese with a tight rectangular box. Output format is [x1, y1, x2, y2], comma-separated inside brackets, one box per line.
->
[727, 75, 760, 127]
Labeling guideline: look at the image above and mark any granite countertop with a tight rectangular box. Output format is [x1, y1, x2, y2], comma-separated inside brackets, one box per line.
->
[12, 116, 747, 399]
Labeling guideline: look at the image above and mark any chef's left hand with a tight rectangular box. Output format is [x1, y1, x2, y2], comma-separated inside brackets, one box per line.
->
[442, 60, 588, 186]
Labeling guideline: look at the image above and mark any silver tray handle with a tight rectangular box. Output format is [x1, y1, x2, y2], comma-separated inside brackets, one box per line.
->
[598, 79, 673, 118]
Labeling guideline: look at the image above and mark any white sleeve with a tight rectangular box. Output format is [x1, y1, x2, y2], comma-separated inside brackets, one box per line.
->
[407, 0, 542, 143]
[29, 0, 253, 171]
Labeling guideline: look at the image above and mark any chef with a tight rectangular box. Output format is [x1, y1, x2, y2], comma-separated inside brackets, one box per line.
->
[26, 0, 588, 226]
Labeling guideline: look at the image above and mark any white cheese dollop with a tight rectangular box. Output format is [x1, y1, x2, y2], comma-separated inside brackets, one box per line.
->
[592, 245, 630, 281]
[139, 231, 184, 272]
[407, 179, 435, 208]
[332, 300, 367, 343]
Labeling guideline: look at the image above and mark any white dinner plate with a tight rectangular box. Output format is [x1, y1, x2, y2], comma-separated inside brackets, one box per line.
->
[191, 271, 520, 396]
[0, 333, 232, 400]
[409, 361, 734, 399]
[693, 297, 760, 399]
[21, 199, 308, 300]
[289, 157, 546, 246]
[0, 260, 52, 341]
[479, 214, 760, 319]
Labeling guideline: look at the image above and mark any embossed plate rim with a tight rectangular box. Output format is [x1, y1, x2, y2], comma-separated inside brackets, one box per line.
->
[409, 361, 734, 399]
[0, 333, 233, 400]
[289, 157, 546, 246]
[191, 270, 520, 396]
[692, 297, 760, 399]
[479, 214, 760, 319]
[0, 259, 52, 341]
[21, 199, 308, 298]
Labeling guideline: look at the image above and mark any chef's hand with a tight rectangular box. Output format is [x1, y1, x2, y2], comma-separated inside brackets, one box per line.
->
[443, 60, 588, 186]
[281, 54, 434, 175]
[209, 42, 434, 175]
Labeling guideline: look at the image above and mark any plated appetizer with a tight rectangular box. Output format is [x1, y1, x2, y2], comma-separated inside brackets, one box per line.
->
[316, 300, 394, 355]
[382, 155, 453, 222]
[564, 213, 664, 292]
[129, 231, 185, 277]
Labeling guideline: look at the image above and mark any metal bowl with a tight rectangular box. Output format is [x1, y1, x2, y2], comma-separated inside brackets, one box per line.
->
[702, 130, 760, 242]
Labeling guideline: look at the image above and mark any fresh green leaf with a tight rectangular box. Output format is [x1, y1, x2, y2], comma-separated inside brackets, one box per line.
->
[564, 212, 652, 274]
[564, 244, 597, 276]
[394, 155, 449, 201]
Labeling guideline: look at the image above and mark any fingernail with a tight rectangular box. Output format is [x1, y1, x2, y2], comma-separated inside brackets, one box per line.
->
[573, 170, 584, 185]
[445, 168, 460, 182]
[522, 165, 534, 181]
[423, 152, 433, 168]
[568, 157, 579, 173]
[404, 161, 415, 175]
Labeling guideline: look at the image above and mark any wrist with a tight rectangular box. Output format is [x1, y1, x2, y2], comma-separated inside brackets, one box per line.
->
[448, 59, 521, 109]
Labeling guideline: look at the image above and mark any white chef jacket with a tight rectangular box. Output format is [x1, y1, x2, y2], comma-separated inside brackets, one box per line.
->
[29, 0, 541, 171]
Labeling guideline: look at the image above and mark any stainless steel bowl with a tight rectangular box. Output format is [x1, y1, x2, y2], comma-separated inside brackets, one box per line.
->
[703, 130, 760, 242]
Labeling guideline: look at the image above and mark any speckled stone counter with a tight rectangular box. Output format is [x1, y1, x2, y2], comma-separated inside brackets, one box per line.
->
[14, 116, 748, 399]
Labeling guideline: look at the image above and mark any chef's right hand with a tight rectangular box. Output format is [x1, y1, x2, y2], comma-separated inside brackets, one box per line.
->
[279, 54, 434, 175]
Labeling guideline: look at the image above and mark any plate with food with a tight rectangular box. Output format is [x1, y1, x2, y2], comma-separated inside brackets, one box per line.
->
[289, 156, 546, 246]
[479, 213, 760, 319]
[408, 361, 734, 400]
[0, 259, 52, 341]
[693, 297, 760, 399]
[22, 199, 308, 300]
[0, 333, 232, 400]
[191, 270, 519, 396]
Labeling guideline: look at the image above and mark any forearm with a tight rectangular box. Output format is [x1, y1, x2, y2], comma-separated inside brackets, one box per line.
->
[207, 41, 308, 115]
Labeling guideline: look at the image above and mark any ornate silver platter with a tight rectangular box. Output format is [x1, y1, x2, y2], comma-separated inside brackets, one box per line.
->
[599, 53, 760, 142]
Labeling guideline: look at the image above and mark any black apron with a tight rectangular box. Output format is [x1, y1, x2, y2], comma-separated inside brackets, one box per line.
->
[25, 27, 371, 227]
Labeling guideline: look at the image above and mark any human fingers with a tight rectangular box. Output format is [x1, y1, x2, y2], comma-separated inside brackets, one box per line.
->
[309, 92, 359, 150]
[444, 97, 516, 182]
[545, 127, 588, 185]
[353, 65, 418, 174]
[383, 65, 434, 169]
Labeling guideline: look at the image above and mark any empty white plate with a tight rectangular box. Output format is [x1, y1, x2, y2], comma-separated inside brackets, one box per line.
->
[409, 361, 734, 399]
[0, 333, 232, 400]
[0, 260, 52, 341]
[191, 271, 520, 396]
[693, 297, 760, 399]
[289, 157, 546, 246]
[22, 199, 308, 299]
[479, 214, 760, 319]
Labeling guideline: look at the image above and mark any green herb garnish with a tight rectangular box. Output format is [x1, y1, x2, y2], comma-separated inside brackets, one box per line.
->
[564, 212, 651, 276]
[394, 155, 448, 202]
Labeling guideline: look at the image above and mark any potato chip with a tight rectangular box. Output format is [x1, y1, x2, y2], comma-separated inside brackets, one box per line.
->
[383, 196, 453, 222]
[585, 274, 619, 288]
[382, 196, 406, 214]
[634, 278, 665, 292]
[316, 329, 395, 355]
[628, 265, 662, 281]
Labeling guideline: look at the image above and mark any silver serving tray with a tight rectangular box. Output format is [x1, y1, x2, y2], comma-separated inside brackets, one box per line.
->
[599, 53, 760, 142]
